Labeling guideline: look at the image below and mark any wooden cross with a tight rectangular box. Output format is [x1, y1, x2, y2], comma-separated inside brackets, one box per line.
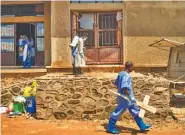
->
[108, 89, 157, 115]
[139, 95, 151, 118]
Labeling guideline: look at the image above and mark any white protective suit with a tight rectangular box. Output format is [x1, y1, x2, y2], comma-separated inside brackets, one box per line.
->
[70, 36, 86, 68]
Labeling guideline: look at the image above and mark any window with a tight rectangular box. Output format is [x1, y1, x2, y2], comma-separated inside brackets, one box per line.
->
[36, 23, 44, 51]
[1, 24, 15, 52]
[70, 0, 122, 3]
[99, 13, 117, 46]
[77, 13, 95, 46]
[72, 12, 122, 47]
[1, 4, 44, 17]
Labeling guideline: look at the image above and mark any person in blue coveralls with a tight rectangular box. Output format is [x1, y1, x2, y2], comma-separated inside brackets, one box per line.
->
[107, 61, 152, 134]
[18, 35, 24, 65]
[22, 35, 32, 68]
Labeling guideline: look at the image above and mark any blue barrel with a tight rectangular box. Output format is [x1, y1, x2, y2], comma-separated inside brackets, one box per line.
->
[26, 96, 36, 114]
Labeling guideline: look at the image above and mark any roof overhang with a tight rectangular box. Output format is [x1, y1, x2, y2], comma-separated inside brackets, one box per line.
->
[149, 38, 185, 48]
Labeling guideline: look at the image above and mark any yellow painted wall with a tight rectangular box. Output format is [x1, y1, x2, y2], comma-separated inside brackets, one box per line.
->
[2, 1, 185, 67]
[51, 1, 71, 67]
[124, 2, 185, 66]
[49, 1, 185, 67]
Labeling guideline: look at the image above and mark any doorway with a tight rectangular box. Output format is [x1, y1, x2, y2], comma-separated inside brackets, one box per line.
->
[16, 23, 36, 66]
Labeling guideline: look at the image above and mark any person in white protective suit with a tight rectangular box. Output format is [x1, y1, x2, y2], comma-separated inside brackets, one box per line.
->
[70, 35, 87, 75]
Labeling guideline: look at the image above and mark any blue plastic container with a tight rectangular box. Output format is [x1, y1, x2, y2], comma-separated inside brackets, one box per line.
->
[26, 96, 36, 114]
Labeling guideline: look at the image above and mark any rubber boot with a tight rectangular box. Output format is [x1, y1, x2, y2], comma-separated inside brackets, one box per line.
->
[134, 116, 152, 132]
[106, 117, 119, 134]
[78, 67, 84, 75]
[72, 64, 76, 75]
[27, 57, 31, 68]
[75, 67, 80, 77]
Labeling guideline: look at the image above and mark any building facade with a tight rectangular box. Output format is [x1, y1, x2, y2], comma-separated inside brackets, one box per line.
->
[1, 1, 185, 71]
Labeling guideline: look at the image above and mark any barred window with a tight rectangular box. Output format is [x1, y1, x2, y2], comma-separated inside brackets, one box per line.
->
[99, 13, 117, 46]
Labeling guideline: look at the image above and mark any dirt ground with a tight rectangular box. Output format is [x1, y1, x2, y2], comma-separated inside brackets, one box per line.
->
[1, 115, 185, 135]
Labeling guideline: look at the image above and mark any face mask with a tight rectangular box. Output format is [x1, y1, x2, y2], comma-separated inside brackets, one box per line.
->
[83, 37, 87, 41]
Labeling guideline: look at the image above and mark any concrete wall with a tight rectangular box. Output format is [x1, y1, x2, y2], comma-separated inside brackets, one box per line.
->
[50, 1, 185, 67]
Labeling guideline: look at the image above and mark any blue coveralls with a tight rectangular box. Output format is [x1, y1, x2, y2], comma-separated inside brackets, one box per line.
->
[71, 46, 78, 65]
[110, 71, 140, 121]
[23, 40, 32, 68]
[18, 39, 23, 64]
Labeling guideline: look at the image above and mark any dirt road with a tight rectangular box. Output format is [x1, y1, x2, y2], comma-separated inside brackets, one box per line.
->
[1, 115, 185, 135]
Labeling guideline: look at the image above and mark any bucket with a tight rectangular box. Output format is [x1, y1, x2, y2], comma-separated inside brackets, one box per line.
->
[26, 96, 36, 114]
[13, 102, 24, 113]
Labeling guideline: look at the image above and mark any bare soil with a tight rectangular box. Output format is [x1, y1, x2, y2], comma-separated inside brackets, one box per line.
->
[1, 115, 185, 135]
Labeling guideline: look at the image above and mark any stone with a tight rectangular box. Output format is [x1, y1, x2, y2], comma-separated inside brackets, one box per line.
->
[90, 78, 97, 82]
[85, 105, 96, 110]
[96, 107, 104, 113]
[36, 96, 44, 104]
[50, 102, 58, 108]
[74, 105, 83, 112]
[1, 99, 10, 106]
[154, 87, 168, 95]
[67, 110, 74, 115]
[93, 92, 103, 98]
[37, 81, 47, 89]
[66, 81, 73, 87]
[70, 88, 75, 94]
[62, 88, 69, 93]
[76, 87, 84, 93]
[59, 104, 68, 111]
[93, 82, 101, 88]
[98, 99, 109, 106]
[75, 81, 83, 87]
[1, 94, 12, 100]
[11, 87, 21, 94]
[46, 90, 59, 95]
[52, 82, 64, 89]
[104, 94, 111, 99]
[45, 96, 54, 103]
[54, 112, 67, 119]
[83, 110, 96, 114]
[72, 94, 82, 99]
[100, 87, 108, 93]
[55, 94, 68, 101]
[46, 108, 53, 116]
[1, 90, 9, 95]
[102, 81, 111, 85]
[82, 96, 96, 105]
[68, 100, 80, 105]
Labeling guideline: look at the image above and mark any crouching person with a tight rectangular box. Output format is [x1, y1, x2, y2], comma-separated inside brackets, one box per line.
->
[107, 61, 152, 134]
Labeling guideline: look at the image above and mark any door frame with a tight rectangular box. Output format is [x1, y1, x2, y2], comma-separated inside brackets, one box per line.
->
[1, 22, 45, 66]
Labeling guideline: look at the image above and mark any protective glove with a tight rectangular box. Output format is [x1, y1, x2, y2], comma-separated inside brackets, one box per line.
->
[80, 53, 84, 59]
[129, 95, 136, 106]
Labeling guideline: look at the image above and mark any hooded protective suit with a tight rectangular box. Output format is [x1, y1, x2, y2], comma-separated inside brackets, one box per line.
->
[70, 36, 86, 68]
